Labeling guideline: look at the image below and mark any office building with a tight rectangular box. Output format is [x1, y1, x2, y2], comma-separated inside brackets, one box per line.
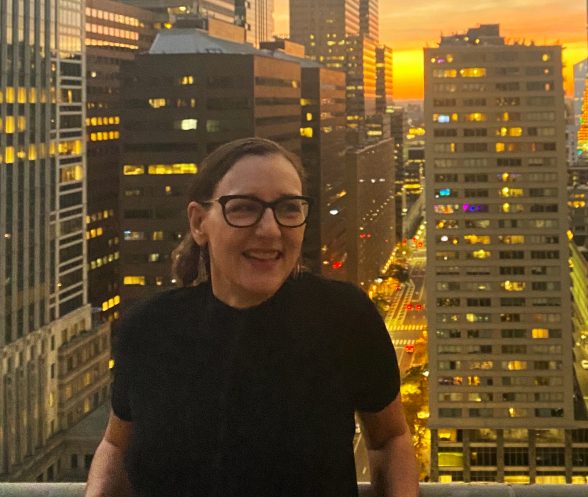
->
[86, 0, 156, 323]
[121, 0, 235, 24]
[118, 26, 302, 307]
[424, 24, 587, 483]
[1, 0, 111, 481]
[289, 0, 360, 66]
[574, 59, 588, 144]
[388, 107, 406, 239]
[359, 0, 379, 40]
[346, 139, 395, 287]
[345, 34, 377, 129]
[376, 45, 393, 114]
[260, 40, 348, 278]
[235, 0, 275, 47]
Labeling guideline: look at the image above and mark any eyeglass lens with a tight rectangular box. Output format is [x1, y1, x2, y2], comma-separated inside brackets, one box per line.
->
[224, 197, 309, 227]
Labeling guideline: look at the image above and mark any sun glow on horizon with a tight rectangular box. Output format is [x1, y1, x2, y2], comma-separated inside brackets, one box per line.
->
[273, 1, 587, 101]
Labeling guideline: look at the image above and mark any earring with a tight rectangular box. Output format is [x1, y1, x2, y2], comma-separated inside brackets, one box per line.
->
[197, 245, 209, 282]
[292, 259, 302, 279]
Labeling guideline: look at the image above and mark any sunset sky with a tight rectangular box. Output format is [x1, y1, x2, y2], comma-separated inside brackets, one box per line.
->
[273, 0, 587, 100]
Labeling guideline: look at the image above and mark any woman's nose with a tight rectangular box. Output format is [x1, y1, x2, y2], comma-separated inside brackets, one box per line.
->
[254, 207, 281, 236]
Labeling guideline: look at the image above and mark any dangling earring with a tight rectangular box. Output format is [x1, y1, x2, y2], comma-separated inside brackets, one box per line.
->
[197, 245, 209, 282]
[292, 259, 302, 279]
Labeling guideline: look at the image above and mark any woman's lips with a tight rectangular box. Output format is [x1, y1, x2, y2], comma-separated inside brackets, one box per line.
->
[243, 250, 282, 261]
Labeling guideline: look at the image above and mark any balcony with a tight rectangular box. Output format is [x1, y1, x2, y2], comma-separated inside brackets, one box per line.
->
[0, 483, 586, 496]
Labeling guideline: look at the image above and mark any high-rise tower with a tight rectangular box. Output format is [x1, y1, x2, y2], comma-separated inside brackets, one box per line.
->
[235, 0, 275, 47]
[289, 0, 360, 66]
[1, 0, 112, 481]
[424, 24, 586, 483]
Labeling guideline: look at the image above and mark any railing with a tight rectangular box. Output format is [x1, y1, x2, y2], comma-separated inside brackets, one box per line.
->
[0, 482, 586, 497]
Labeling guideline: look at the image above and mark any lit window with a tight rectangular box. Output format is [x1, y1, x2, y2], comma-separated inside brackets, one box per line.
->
[123, 230, 144, 241]
[463, 112, 486, 122]
[463, 235, 490, 244]
[499, 187, 524, 198]
[300, 127, 313, 138]
[123, 276, 146, 286]
[148, 98, 166, 108]
[504, 360, 527, 371]
[471, 250, 491, 259]
[532, 328, 549, 339]
[433, 69, 457, 78]
[459, 67, 486, 78]
[147, 163, 197, 175]
[180, 75, 194, 85]
[60, 165, 83, 182]
[123, 165, 144, 175]
[502, 281, 526, 292]
[180, 119, 198, 130]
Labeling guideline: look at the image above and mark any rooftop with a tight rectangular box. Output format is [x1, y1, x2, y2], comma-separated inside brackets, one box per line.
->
[0, 483, 586, 497]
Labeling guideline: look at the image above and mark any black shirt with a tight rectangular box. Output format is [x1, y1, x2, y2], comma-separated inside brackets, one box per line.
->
[112, 273, 400, 497]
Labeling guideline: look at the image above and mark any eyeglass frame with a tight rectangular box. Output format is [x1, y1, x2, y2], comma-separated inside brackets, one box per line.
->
[199, 194, 314, 228]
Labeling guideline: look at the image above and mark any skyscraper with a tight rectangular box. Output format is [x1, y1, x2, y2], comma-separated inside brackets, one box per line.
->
[85, 0, 156, 323]
[290, 0, 382, 135]
[235, 0, 275, 47]
[424, 24, 586, 483]
[359, 0, 378, 40]
[1, 0, 111, 481]
[289, 0, 360, 67]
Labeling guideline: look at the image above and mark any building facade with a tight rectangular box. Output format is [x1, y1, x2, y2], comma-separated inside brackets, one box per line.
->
[235, 0, 274, 47]
[346, 139, 395, 287]
[0, 0, 112, 481]
[85, 0, 156, 323]
[375, 45, 393, 114]
[289, 0, 360, 68]
[120, 0, 235, 24]
[424, 24, 586, 483]
[359, 0, 378, 40]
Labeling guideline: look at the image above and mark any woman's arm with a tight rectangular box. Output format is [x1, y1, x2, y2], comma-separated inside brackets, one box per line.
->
[358, 395, 419, 497]
[85, 411, 134, 497]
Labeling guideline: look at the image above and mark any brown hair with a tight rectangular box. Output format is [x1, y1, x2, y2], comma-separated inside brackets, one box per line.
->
[171, 137, 307, 287]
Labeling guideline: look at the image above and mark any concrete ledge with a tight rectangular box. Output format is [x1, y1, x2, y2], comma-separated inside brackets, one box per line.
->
[0, 482, 586, 496]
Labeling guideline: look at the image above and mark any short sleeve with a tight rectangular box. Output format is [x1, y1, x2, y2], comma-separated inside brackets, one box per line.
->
[346, 288, 400, 412]
[110, 314, 135, 421]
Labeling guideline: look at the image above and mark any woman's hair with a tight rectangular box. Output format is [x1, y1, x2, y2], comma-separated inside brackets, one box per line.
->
[171, 137, 307, 287]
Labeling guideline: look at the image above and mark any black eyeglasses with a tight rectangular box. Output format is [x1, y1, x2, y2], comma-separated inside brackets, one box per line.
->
[201, 194, 313, 228]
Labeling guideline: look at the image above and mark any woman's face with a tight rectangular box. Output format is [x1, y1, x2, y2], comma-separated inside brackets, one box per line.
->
[188, 153, 305, 308]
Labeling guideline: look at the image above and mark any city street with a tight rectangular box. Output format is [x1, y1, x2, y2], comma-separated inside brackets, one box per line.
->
[356, 235, 428, 481]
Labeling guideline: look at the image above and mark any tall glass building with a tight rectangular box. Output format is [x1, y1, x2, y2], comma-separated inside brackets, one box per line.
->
[1, 0, 111, 481]
[1, 0, 86, 340]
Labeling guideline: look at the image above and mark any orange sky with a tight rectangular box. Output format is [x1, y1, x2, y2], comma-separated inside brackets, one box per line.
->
[274, 0, 587, 100]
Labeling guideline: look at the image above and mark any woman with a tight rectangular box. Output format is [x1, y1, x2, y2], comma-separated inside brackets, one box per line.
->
[85, 137, 418, 497]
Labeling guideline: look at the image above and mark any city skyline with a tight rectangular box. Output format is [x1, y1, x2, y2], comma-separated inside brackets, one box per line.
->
[274, 0, 587, 100]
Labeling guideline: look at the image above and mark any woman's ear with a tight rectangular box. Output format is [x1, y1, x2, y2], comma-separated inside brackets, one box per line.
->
[187, 201, 208, 246]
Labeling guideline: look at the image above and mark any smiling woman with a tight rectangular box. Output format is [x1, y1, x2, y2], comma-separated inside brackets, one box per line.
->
[85, 138, 419, 497]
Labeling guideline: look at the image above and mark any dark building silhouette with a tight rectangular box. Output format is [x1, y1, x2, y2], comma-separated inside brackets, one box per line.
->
[346, 139, 395, 287]
[86, 0, 156, 323]
[261, 40, 349, 280]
